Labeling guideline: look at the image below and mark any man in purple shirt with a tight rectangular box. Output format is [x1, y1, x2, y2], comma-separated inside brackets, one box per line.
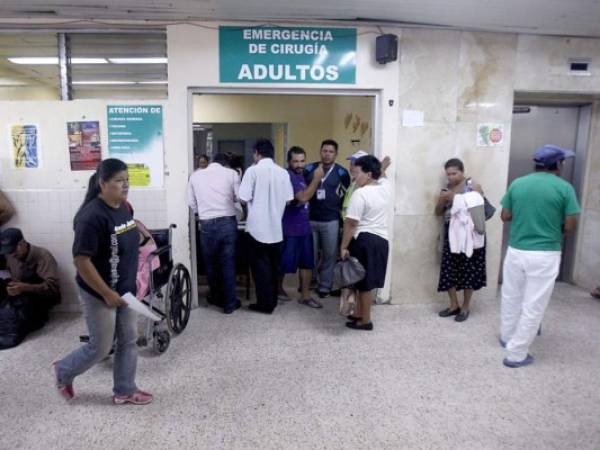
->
[278, 147, 324, 308]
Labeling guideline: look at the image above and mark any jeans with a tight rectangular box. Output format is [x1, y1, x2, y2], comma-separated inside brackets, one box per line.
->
[55, 288, 138, 396]
[248, 234, 281, 311]
[310, 220, 340, 293]
[500, 247, 561, 362]
[199, 216, 238, 310]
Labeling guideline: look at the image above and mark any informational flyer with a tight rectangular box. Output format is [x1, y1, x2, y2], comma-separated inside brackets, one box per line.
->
[107, 105, 164, 187]
[10, 124, 40, 168]
[67, 121, 102, 171]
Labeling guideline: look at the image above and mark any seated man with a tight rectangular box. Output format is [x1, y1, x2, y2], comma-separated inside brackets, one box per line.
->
[0, 228, 60, 349]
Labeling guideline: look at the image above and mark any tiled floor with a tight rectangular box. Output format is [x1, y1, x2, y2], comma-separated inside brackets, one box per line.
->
[1, 282, 599, 449]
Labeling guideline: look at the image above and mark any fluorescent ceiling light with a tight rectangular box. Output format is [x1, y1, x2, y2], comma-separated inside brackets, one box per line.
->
[8, 57, 58, 65]
[8, 57, 108, 65]
[0, 78, 27, 86]
[108, 57, 167, 64]
[73, 81, 136, 85]
[137, 81, 168, 85]
[71, 58, 108, 64]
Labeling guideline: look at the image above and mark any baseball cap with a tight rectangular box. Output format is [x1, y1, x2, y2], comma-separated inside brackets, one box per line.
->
[533, 145, 575, 167]
[346, 150, 369, 161]
[0, 228, 24, 255]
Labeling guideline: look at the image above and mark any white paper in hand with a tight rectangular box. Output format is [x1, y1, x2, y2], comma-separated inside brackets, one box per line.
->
[122, 292, 161, 321]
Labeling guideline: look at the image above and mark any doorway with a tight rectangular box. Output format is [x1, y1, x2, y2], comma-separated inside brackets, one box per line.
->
[188, 90, 377, 303]
[502, 103, 591, 282]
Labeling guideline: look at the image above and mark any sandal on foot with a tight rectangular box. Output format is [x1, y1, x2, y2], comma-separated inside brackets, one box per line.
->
[298, 298, 323, 309]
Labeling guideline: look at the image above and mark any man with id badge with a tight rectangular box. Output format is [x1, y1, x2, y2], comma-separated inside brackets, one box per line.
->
[305, 139, 351, 299]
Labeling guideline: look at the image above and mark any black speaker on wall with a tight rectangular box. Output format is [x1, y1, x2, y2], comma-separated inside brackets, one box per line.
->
[376, 34, 398, 64]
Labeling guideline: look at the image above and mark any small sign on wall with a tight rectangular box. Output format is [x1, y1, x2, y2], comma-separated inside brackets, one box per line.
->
[477, 123, 504, 147]
[219, 26, 357, 84]
[67, 121, 102, 171]
[10, 124, 40, 168]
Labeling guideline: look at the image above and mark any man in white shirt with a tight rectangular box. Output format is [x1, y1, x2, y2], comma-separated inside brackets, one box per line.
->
[239, 139, 294, 314]
[188, 153, 241, 314]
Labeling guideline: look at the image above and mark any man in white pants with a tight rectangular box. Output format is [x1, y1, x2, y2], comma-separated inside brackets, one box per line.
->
[500, 145, 580, 368]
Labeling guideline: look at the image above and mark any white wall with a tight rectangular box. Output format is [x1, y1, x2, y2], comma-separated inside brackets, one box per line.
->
[0, 99, 168, 311]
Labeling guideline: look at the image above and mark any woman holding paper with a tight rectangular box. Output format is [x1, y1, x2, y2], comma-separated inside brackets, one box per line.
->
[53, 158, 153, 405]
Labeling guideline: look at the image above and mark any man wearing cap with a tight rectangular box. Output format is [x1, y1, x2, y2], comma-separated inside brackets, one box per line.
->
[0, 228, 60, 348]
[499, 145, 580, 368]
[304, 139, 351, 298]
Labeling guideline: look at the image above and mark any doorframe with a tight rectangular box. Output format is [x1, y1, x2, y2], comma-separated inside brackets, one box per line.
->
[186, 87, 382, 306]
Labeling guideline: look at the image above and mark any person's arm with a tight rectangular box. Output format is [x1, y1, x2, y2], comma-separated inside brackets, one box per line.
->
[238, 168, 255, 206]
[295, 164, 323, 202]
[0, 190, 15, 226]
[232, 171, 241, 203]
[7, 253, 59, 298]
[564, 215, 578, 234]
[500, 208, 512, 222]
[340, 219, 359, 260]
[435, 190, 453, 216]
[74, 256, 123, 307]
[380, 156, 391, 178]
[187, 177, 198, 214]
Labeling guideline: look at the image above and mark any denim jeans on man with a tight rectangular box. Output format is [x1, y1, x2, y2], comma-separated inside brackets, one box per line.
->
[199, 216, 238, 310]
[310, 220, 340, 294]
[55, 288, 138, 396]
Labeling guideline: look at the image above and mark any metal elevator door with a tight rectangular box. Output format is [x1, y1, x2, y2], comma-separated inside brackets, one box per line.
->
[502, 105, 591, 282]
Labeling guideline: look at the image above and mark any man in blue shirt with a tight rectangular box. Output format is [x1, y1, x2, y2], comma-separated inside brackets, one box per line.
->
[305, 139, 351, 298]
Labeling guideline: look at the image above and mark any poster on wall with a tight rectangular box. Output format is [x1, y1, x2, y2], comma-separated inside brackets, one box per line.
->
[67, 121, 102, 171]
[219, 26, 357, 84]
[10, 124, 40, 168]
[107, 105, 164, 187]
[477, 123, 504, 147]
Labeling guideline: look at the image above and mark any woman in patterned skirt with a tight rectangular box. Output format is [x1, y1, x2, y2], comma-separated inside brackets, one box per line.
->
[434, 158, 486, 322]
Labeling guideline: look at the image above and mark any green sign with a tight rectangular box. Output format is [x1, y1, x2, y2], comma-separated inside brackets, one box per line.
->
[107, 105, 163, 154]
[219, 26, 357, 84]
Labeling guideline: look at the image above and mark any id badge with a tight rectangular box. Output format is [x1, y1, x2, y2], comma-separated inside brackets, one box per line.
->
[316, 188, 326, 200]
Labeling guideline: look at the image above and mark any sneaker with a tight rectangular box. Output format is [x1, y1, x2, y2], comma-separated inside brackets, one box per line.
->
[52, 362, 74, 401]
[113, 389, 153, 405]
[317, 290, 330, 299]
[503, 354, 534, 368]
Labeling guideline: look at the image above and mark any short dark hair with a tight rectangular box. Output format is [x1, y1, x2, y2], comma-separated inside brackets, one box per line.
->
[287, 146, 306, 162]
[320, 139, 338, 152]
[198, 154, 209, 162]
[535, 162, 559, 171]
[254, 139, 275, 159]
[354, 155, 382, 180]
[212, 152, 231, 167]
[444, 158, 464, 172]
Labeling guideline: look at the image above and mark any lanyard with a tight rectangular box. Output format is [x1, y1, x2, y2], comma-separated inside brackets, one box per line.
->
[320, 165, 335, 186]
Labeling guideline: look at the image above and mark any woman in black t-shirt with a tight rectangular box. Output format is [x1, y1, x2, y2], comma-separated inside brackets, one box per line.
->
[53, 159, 153, 405]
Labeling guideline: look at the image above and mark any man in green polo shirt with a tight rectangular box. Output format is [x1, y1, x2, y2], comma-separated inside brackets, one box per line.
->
[499, 145, 581, 368]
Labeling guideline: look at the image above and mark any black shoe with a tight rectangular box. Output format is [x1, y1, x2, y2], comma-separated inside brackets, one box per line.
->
[329, 289, 341, 297]
[223, 301, 242, 315]
[346, 321, 373, 331]
[248, 304, 274, 315]
[347, 315, 361, 322]
[455, 310, 469, 322]
[438, 307, 460, 317]
[317, 290, 330, 299]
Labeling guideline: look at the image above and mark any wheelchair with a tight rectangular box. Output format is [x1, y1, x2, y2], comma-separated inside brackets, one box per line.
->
[137, 224, 192, 354]
[80, 224, 192, 355]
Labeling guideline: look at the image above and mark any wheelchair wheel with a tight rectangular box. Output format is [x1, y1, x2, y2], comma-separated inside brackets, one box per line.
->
[165, 263, 192, 334]
[153, 330, 170, 354]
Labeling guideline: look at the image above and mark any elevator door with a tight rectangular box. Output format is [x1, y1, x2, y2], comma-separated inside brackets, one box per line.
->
[503, 105, 589, 282]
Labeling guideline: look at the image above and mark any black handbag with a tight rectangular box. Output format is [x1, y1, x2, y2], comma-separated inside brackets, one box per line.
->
[484, 197, 496, 221]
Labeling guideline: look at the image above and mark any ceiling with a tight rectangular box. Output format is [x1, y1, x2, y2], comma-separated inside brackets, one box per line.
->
[0, 0, 599, 38]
